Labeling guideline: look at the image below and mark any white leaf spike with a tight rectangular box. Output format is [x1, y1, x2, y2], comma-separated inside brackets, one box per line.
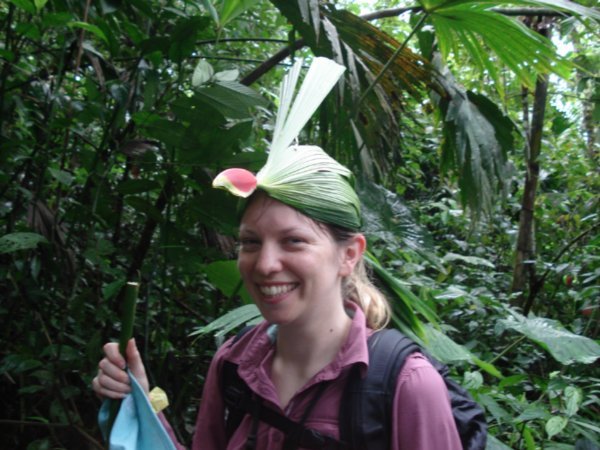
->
[269, 57, 346, 157]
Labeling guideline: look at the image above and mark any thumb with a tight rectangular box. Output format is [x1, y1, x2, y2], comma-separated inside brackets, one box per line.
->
[126, 338, 150, 394]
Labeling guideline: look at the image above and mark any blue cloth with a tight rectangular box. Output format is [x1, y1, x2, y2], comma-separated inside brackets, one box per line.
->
[98, 370, 176, 450]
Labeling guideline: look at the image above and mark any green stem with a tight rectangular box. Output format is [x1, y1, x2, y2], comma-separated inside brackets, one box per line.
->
[353, 12, 430, 120]
[489, 335, 527, 365]
[106, 282, 139, 442]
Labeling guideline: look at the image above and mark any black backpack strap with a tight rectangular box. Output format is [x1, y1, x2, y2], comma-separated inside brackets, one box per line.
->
[339, 329, 418, 450]
[221, 326, 348, 450]
[222, 326, 256, 439]
[339, 328, 487, 450]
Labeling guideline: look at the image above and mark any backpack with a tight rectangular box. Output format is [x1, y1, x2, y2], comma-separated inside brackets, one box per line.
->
[221, 327, 487, 450]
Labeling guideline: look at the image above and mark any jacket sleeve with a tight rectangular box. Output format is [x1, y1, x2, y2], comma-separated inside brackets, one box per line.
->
[391, 353, 463, 450]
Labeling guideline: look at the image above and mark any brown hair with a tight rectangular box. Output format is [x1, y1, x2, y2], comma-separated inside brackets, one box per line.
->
[325, 224, 391, 330]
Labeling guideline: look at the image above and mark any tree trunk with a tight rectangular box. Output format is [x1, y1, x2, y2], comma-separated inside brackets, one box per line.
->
[511, 21, 551, 313]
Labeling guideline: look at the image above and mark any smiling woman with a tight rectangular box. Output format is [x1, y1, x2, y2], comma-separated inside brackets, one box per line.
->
[92, 57, 479, 450]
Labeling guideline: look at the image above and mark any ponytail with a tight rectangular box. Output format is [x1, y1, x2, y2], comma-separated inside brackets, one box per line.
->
[343, 258, 391, 330]
[324, 224, 391, 330]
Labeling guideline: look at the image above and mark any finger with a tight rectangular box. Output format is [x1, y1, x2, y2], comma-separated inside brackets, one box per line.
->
[103, 342, 126, 369]
[98, 358, 130, 385]
[92, 372, 129, 400]
[125, 339, 150, 394]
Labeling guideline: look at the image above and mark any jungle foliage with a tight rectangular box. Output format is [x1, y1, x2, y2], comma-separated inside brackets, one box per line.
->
[0, 0, 599, 449]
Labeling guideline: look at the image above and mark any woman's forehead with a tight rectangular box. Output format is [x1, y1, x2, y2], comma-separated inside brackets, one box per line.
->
[240, 195, 327, 236]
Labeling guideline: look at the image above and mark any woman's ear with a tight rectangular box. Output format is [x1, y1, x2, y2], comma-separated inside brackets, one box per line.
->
[339, 234, 366, 277]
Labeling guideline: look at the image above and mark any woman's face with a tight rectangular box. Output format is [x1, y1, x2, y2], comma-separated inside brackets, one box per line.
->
[237, 195, 362, 326]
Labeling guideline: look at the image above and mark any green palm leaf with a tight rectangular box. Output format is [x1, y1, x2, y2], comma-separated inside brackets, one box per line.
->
[430, 4, 572, 88]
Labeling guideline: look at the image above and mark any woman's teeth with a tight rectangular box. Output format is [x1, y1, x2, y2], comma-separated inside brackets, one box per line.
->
[260, 284, 297, 296]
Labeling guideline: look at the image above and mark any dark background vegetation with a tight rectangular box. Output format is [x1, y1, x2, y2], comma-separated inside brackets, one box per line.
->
[0, 0, 598, 449]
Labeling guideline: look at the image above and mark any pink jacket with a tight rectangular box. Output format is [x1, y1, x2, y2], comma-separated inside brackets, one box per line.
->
[162, 305, 462, 449]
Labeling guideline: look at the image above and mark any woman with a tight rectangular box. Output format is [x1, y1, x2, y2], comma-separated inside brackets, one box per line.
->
[92, 58, 464, 449]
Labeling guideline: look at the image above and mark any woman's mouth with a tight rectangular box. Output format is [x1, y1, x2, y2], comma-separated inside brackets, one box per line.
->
[258, 283, 298, 298]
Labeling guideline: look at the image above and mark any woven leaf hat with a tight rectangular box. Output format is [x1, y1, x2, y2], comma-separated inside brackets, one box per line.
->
[213, 57, 361, 231]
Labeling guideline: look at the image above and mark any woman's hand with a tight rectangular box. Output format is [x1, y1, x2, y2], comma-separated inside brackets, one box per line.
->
[92, 338, 149, 399]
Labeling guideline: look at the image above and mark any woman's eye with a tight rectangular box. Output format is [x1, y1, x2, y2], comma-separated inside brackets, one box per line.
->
[285, 237, 305, 245]
[239, 239, 260, 250]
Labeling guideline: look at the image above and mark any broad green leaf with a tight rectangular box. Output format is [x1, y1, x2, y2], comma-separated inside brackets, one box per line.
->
[204, 260, 243, 298]
[515, 403, 552, 422]
[422, 0, 600, 20]
[546, 416, 568, 438]
[34, 0, 47, 11]
[48, 168, 74, 186]
[196, 80, 268, 119]
[67, 22, 108, 44]
[9, 0, 35, 14]
[499, 311, 600, 365]
[0, 232, 47, 254]
[214, 69, 239, 82]
[485, 435, 513, 450]
[358, 181, 436, 257]
[423, 324, 473, 363]
[189, 304, 261, 340]
[523, 426, 536, 450]
[430, 6, 572, 87]
[443, 252, 495, 268]
[192, 59, 214, 87]
[0, 355, 44, 373]
[564, 386, 582, 417]
[220, 0, 257, 27]
[463, 370, 484, 390]
[437, 70, 516, 214]
[200, 0, 220, 25]
[168, 16, 211, 62]
[365, 252, 431, 339]
[102, 279, 126, 301]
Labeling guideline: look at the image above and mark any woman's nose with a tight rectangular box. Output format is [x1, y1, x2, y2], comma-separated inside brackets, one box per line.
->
[254, 243, 282, 275]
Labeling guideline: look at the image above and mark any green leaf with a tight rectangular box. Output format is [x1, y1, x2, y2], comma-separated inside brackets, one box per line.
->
[437, 72, 516, 215]
[102, 279, 126, 301]
[515, 403, 552, 422]
[546, 416, 568, 439]
[33, 0, 47, 11]
[442, 252, 495, 268]
[9, 0, 35, 14]
[485, 435, 513, 450]
[48, 168, 74, 186]
[192, 59, 214, 87]
[430, 4, 574, 86]
[200, 0, 220, 25]
[499, 311, 600, 365]
[220, 0, 257, 27]
[358, 180, 436, 257]
[365, 252, 431, 339]
[0, 232, 48, 254]
[67, 21, 108, 44]
[422, 324, 473, 363]
[196, 80, 268, 119]
[204, 260, 244, 298]
[564, 385, 582, 417]
[168, 16, 210, 62]
[189, 304, 262, 339]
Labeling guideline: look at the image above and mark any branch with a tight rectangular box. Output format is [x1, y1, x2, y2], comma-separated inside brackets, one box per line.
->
[240, 5, 571, 86]
[197, 37, 289, 45]
[240, 39, 305, 86]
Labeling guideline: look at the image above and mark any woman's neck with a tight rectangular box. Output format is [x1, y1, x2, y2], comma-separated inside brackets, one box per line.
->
[271, 302, 352, 408]
[274, 301, 351, 374]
